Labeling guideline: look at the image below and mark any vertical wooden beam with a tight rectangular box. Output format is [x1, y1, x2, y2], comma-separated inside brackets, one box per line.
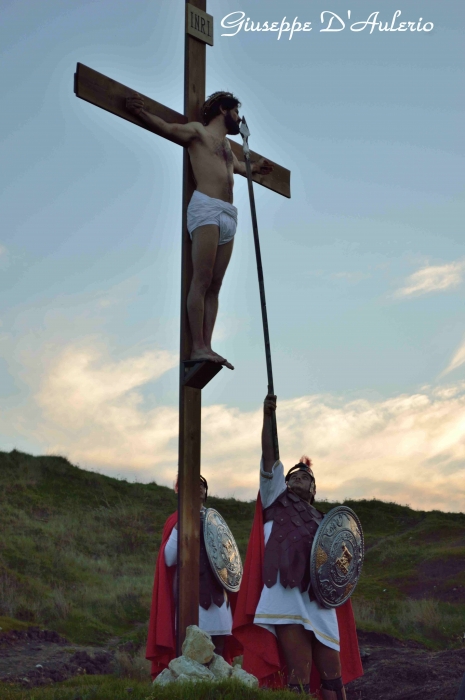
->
[177, 0, 206, 654]
[177, 385, 201, 652]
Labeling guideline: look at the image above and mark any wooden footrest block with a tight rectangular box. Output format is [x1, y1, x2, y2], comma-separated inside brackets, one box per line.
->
[183, 360, 223, 389]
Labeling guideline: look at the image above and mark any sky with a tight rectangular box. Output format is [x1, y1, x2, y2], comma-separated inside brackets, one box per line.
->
[1, 0, 464, 512]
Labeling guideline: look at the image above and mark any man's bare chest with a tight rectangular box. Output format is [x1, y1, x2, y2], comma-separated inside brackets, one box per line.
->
[206, 137, 234, 166]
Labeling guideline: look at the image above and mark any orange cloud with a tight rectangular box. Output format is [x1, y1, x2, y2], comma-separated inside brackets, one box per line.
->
[5, 342, 465, 513]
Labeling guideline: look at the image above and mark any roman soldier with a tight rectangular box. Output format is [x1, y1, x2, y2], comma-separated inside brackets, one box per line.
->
[146, 475, 241, 679]
[233, 395, 363, 697]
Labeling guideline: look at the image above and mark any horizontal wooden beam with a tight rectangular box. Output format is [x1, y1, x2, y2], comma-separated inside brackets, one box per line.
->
[74, 63, 290, 198]
[229, 139, 290, 199]
[74, 62, 185, 146]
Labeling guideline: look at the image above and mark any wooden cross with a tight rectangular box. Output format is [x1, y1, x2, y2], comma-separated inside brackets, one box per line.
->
[74, 0, 290, 653]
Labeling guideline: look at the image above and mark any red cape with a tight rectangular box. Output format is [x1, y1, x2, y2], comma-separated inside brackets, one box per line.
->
[146, 511, 241, 680]
[232, 495, 363, 692]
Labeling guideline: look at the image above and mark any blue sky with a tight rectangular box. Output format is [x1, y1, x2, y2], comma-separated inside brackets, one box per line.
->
[1, 0, 464, 511]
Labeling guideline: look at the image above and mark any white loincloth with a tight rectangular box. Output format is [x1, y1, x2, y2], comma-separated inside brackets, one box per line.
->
[164, 526, 232, 636]
[254, 460, 340, 651]
[187, 190, 238, 245]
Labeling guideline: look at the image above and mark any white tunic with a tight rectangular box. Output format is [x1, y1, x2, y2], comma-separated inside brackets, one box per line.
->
[164, 523, 233, 636]
[254, 460, 340, 651]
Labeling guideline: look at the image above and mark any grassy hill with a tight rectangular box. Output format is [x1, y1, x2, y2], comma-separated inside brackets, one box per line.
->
[1, 449, 464, 650]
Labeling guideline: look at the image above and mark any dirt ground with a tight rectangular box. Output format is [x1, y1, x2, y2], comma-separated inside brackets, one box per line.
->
[0, 626, 464, 699]
[346, 631, 465, 700]
[0, 627, 115, 686]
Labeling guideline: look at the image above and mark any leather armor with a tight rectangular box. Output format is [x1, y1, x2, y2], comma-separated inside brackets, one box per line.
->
[263, 489, 322, 592]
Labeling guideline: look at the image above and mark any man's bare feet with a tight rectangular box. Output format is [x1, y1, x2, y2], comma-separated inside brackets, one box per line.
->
[191, 348, 218, 363]
[207, 349, 235, 370]
[190, 348, 234, 370]
[220, 358, 234, 370]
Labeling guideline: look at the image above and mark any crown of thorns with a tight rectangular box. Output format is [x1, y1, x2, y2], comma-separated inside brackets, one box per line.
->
[201, 91, 240, 123]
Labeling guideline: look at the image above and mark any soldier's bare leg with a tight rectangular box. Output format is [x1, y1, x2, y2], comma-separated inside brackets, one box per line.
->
[187, 225, 233, 368]
[276, 625, 346, 697]
[312, 636, 346, 700]
[276, 624, 312, 687]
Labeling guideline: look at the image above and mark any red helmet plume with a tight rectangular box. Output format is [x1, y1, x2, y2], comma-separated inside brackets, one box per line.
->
[299, 455, 313, 468]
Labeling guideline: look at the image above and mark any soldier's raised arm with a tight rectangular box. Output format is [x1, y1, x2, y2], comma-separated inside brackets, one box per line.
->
[262, 394, 277, 473]
[126, 93, 201, 147]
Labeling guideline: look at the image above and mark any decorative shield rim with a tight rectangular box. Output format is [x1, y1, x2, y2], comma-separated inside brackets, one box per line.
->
[310, 505, 364, 609]
[203, 507, 243, 593]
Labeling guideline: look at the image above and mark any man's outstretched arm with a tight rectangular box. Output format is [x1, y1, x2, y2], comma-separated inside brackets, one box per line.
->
[262, 394, 277, 473]
[232, 152, 274, 177]
[126, 93, 200, 147]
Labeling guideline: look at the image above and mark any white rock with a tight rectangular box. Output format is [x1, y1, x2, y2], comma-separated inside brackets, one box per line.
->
[231, 666, 259, 688]
[175, 673, 200, 684]
[169, 655, 215, 681]
[153, 668, 176, 686]
[181, 625, 215, 664]
[208, 653, 233, 680]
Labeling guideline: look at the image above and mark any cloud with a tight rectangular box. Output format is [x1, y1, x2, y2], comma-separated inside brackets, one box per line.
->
[2, 341, 465, 512]
[31, 343, 179, 472]
[441, 337, 465, 377]
[198, 388, 465, 512]
[394, 261, 465, 297]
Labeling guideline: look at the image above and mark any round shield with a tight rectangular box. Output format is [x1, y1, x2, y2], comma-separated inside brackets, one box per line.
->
[203, 508, 243, 593]
[310, 505, 364, 608]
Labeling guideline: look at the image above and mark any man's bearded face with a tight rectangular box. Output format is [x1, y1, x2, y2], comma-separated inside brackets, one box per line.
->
[287, 470, 316, 502]
[224, 108, 241, 135]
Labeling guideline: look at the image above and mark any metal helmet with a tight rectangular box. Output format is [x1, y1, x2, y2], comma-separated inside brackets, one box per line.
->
[285, 457, 316, 501]
[200, 475, 208, 501]
[174, 474, 208, 501]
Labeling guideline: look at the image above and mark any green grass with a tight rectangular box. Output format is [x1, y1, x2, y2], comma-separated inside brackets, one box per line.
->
[0, 676, 314, 700]
[0, 450, 177, 643]
[0, 616, 30, 633]
[146, 678, 315, 700]
[0, 448, 464, 649]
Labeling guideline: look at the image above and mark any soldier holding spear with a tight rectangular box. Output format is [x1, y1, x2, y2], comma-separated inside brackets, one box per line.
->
[233, 119, 364, 697]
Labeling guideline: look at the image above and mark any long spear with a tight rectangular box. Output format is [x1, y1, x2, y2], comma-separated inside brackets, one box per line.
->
[240, 116, 279, 461]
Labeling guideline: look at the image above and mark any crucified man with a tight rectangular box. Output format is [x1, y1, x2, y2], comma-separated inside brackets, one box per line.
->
[126, 91, 273, 370]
